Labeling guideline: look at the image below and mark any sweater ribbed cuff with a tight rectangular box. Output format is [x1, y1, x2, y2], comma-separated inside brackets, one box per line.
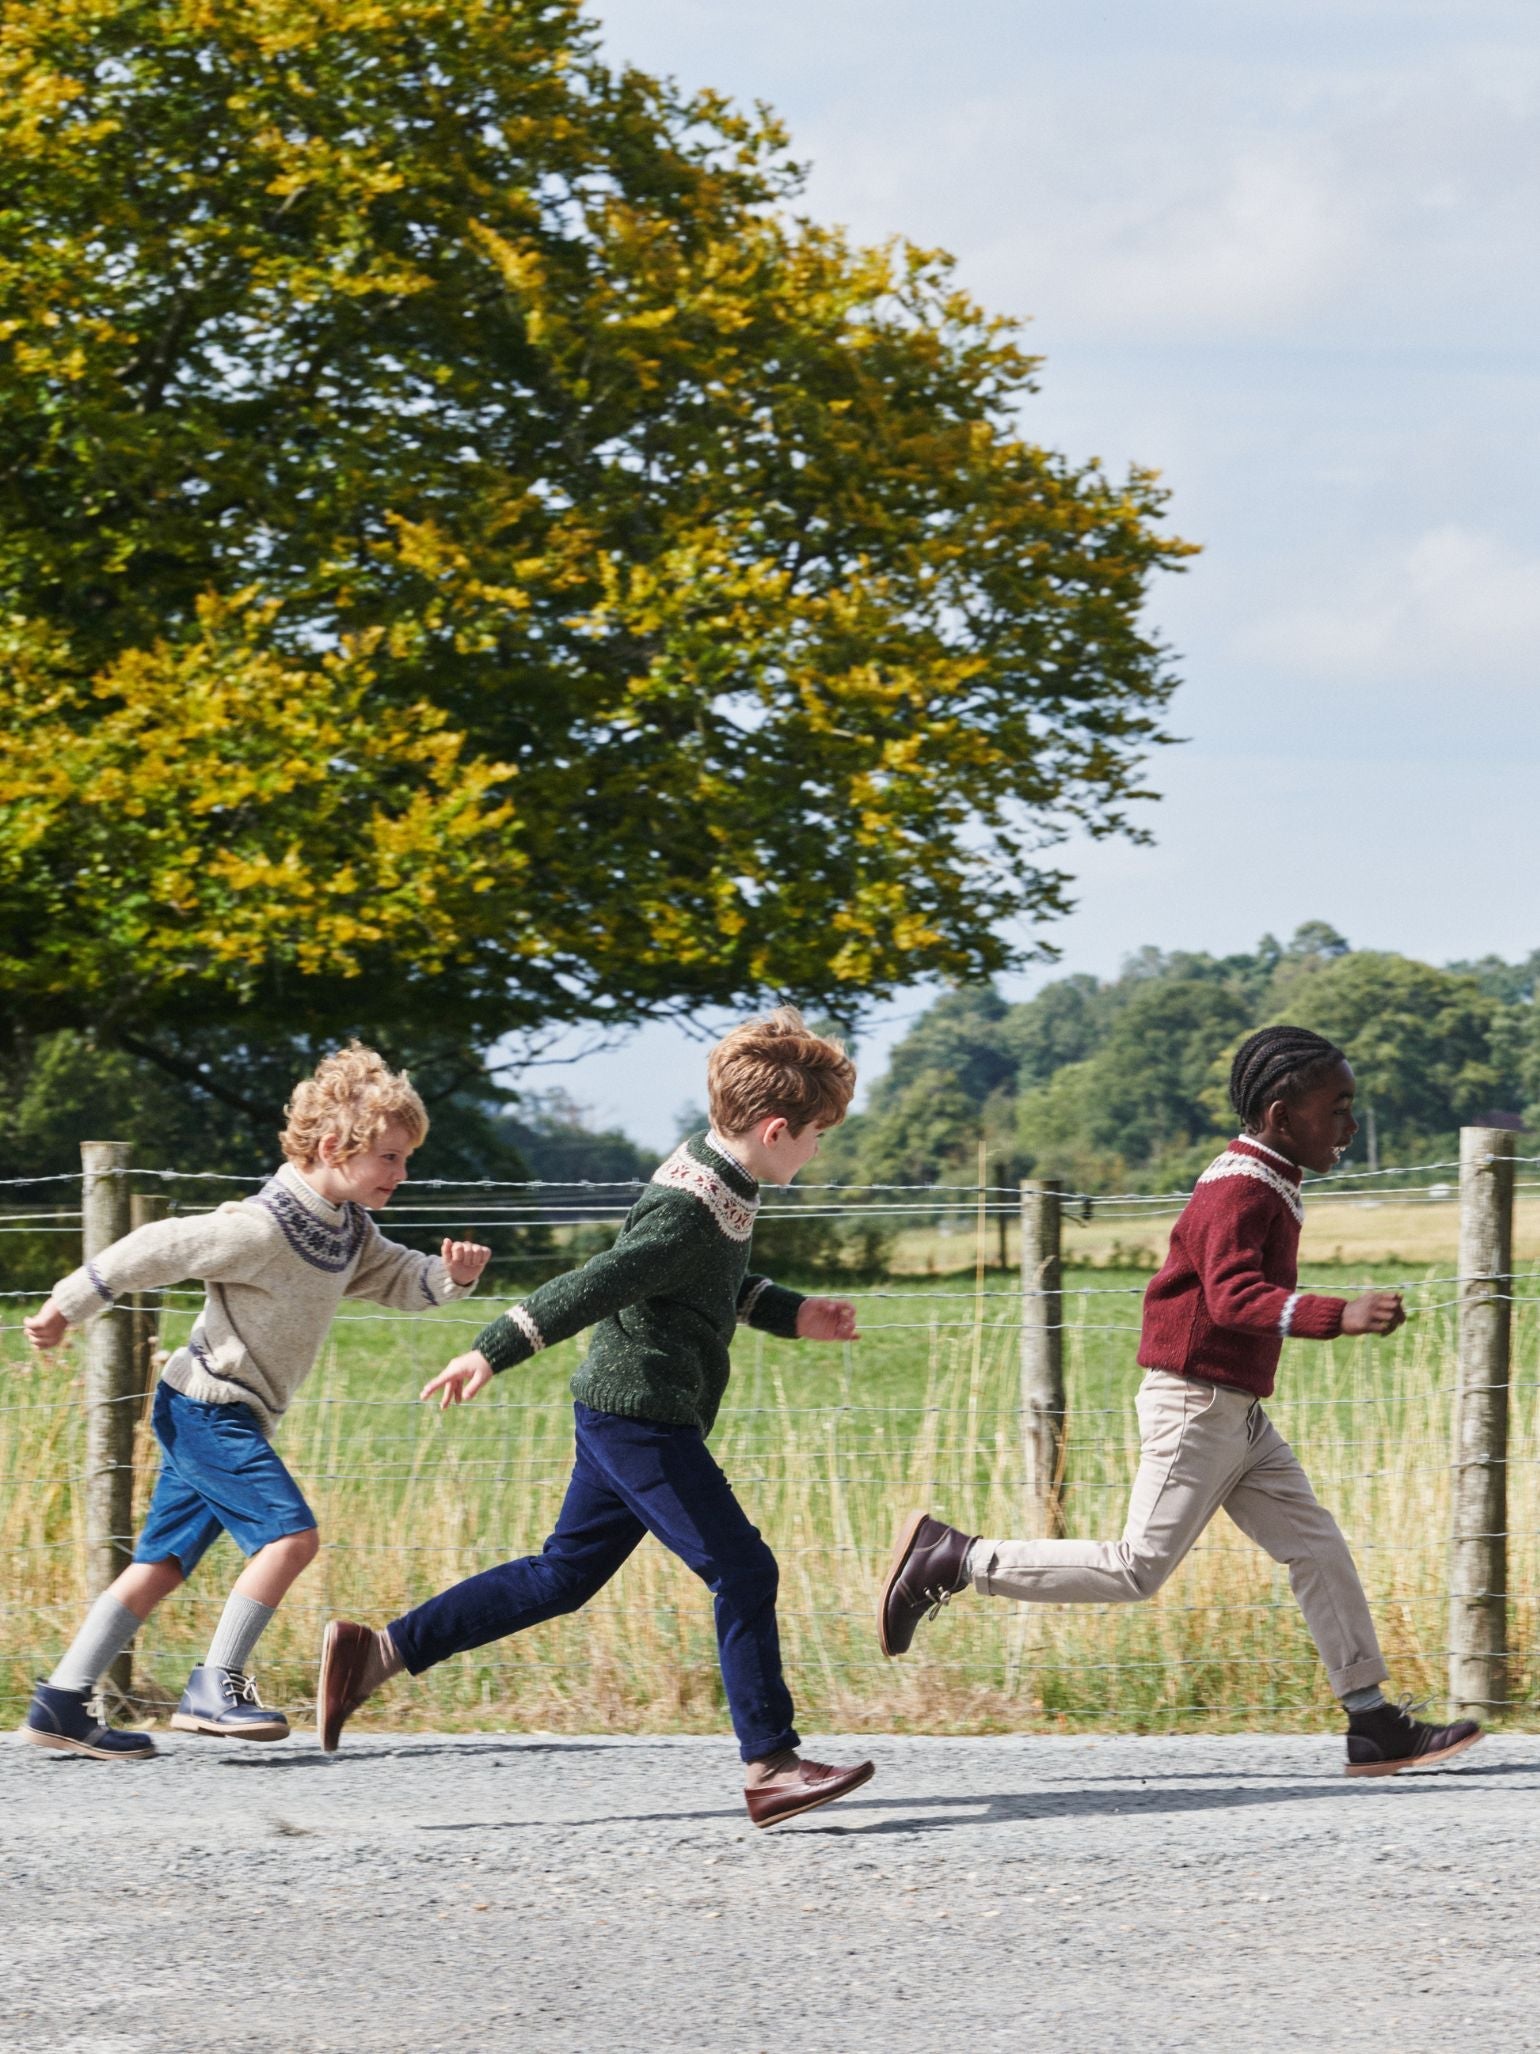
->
[52, 1265, 115, 1327]
[743, 1281, 804, 1340]
[477, 1304, 545, 1373]
[477, 1314, 523, 1373]
[1289, 1293, 1346, 1341]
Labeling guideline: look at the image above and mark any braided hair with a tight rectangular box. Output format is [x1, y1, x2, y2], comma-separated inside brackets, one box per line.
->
[1229, 1025, 1346, 1133]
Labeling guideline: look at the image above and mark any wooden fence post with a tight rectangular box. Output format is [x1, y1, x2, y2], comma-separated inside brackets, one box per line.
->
[129, 1191, 168, 1422]
[81, 1141, 135, 1701]
[1020, 1178, 1067, 1537]
[1448, 1125, 1515, 1716]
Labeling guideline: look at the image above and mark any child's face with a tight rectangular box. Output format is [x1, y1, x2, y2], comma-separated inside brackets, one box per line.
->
[1268, 1060, 1358, 1175]
[732, 1116, 827, 1187]
[314, 1121, 417, 1209]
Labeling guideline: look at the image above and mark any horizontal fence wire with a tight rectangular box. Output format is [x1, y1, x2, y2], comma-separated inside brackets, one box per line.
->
[3, 1148, 1538, 1734]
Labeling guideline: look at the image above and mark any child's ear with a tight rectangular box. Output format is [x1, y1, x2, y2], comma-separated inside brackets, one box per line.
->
[317, 1132, 342, 1167]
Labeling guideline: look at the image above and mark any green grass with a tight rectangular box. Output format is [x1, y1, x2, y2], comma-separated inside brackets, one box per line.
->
[4, 1260, 1538, 1737]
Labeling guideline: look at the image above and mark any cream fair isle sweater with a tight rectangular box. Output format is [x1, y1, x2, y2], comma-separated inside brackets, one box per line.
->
[51, 1161, 472, 1435]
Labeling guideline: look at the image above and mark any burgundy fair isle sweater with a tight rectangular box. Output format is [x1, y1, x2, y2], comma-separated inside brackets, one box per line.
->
[1138, 1136, 1346, 1399]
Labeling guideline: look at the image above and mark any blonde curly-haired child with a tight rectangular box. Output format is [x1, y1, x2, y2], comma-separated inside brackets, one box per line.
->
[21, 1044, 489, 1759]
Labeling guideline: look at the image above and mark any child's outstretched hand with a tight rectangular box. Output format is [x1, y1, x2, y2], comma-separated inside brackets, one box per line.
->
[24, 1298, 68, 1352]
[1341, 1290, 1405, 1337]
[796, 1296, 859, 1342]
[442, 1238, 492, 1287]
[421, 1349, 494, 1410]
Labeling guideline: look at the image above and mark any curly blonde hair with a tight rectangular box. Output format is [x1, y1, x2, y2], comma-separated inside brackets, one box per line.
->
[707, 1007, 856, 1136]
[280, 1043, 428, 1166]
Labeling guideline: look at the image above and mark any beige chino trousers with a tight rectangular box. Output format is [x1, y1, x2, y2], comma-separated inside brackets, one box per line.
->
[972, 1369, 1387, 1698]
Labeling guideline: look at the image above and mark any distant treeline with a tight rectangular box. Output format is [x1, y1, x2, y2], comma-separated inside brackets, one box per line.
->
[820, 923, 1539, 1197]
[4, 924, 1534, 1288]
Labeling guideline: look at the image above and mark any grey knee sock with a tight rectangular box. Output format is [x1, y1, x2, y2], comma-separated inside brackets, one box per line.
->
[1342, 1684, 1388, 1714]
[205, 1593, 277, 1674]
[48, 1593, 142, 1694]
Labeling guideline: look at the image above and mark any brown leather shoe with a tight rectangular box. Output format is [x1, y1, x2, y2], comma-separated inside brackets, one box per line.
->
[879, 1509, 977, 1656]
[744, 1757, 875, 1829]
[1344, 1698, 1484, 1777]
[317, 1618, 375, 1752]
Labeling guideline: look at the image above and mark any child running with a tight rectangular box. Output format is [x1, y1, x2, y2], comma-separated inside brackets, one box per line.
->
[880, 1024, 1483, 1777]
[21, 1044, 489, 1759]
[319, 1008, 876, 1828]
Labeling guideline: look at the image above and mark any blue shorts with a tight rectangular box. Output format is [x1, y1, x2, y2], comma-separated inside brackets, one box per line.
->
[133, 1382, 317, 1576]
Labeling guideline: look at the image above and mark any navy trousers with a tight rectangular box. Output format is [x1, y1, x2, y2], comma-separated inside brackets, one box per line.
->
[390, 1402, 799, 1762]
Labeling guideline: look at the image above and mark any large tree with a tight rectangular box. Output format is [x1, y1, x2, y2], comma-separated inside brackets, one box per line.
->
[0, 0, 1192, 1101]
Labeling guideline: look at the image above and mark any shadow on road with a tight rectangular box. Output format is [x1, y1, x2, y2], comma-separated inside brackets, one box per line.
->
[412, 1757, 1511, 1838]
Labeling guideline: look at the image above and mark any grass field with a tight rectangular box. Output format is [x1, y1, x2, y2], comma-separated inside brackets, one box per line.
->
[6, 1234, 1539, 1741]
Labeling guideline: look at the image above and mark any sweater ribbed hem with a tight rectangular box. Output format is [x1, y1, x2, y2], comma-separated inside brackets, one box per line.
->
[569, 1375, 716, 1434]
[160, 1354, 281, 1436]
[1136, 1357, 1277, 1401]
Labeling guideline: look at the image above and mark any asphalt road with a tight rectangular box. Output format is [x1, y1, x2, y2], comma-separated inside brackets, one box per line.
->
[3, 1728, 1535, 2052]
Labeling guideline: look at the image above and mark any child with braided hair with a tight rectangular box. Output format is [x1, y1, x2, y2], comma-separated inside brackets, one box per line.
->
[881, 1024, 1483, 1776]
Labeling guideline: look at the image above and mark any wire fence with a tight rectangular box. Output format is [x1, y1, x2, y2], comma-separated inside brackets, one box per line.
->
[2, 1137, 1536, 1735]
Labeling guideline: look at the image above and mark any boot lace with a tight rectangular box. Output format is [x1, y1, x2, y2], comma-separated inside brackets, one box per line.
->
[220, 1669, 267, 1708]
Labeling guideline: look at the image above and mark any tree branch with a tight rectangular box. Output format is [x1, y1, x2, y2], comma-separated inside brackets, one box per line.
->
[107, 1029, 280, 1126]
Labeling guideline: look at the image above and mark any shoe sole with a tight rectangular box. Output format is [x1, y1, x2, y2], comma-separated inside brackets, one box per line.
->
[1344, 1729, 1484, 1777]
[20, 1726, 155, 1761]
[751, 1761, 876, 1829]
[877, 1508, 932, 1658]
[168, 1714, 289, 1741]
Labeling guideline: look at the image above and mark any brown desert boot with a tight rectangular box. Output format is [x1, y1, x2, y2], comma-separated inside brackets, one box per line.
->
[744, 1757, 875, 1829]
[318, 1618, 376, 1753]
[879, 1509, 977, 1657]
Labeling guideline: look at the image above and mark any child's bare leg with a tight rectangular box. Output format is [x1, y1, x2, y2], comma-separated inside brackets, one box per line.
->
[171, 1528, 319, 1742]
[231, 1526, 320, 1608]
[110, 1558, 186, 1619]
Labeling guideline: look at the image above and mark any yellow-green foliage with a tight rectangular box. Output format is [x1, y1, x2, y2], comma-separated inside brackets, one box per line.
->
[6, 1266, 1535, 1736]
[0, 0, 1192, 1049]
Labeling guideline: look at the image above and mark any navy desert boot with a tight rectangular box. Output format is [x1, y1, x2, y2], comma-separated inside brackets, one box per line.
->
[1344, 1697, 1482, 1777]
[23, 1681, 157, 1760]
[170, 1665, 290, 1740]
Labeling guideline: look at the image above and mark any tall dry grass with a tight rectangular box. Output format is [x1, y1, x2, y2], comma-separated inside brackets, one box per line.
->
[6, 1259, 1537, 1739]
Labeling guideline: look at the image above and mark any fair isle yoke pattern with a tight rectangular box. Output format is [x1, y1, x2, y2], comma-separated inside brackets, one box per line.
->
[249, 1176, 369, 1273]
[1195, 1149, 1306, 1227]
[651, 1143, 759, 1243]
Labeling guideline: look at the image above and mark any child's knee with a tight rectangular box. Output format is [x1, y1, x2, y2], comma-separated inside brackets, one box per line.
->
[1121, 1550, 1171, 1602]
[285, 1526, 321, 1570]
[718, 1536, 779, 1609]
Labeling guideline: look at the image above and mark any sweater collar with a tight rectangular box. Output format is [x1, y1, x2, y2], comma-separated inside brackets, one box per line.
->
[1231, 1135, 1303, 1185]
[692, 1130, 759, 1199]
[275, 1159, 352, 1225]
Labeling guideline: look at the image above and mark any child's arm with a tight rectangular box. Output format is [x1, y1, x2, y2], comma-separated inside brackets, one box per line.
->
[1188, 1187, 1405, 1339]
[1185, 1186, 1349, 1340]
[422, 1203, 705, 1408]
[344, 1220, 490, 1310]
[737, 1274, 859, 1343]
[25, 1205, 274, 1351]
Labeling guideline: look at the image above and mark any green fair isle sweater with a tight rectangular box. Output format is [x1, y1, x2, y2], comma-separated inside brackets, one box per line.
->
[475, 1132, 805, 1434]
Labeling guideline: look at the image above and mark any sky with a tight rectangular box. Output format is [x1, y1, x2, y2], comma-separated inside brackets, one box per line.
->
[526, 0, 1540, 1150]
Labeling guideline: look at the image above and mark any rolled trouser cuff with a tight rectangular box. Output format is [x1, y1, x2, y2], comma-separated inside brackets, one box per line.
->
[1330, 1653, 1391, 1699]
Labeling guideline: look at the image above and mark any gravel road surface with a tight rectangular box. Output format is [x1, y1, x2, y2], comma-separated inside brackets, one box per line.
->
[3, 1729, 1536, 2052]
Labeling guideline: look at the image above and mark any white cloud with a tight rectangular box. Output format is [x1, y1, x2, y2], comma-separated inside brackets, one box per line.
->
[1237, 526, 1540, 687]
